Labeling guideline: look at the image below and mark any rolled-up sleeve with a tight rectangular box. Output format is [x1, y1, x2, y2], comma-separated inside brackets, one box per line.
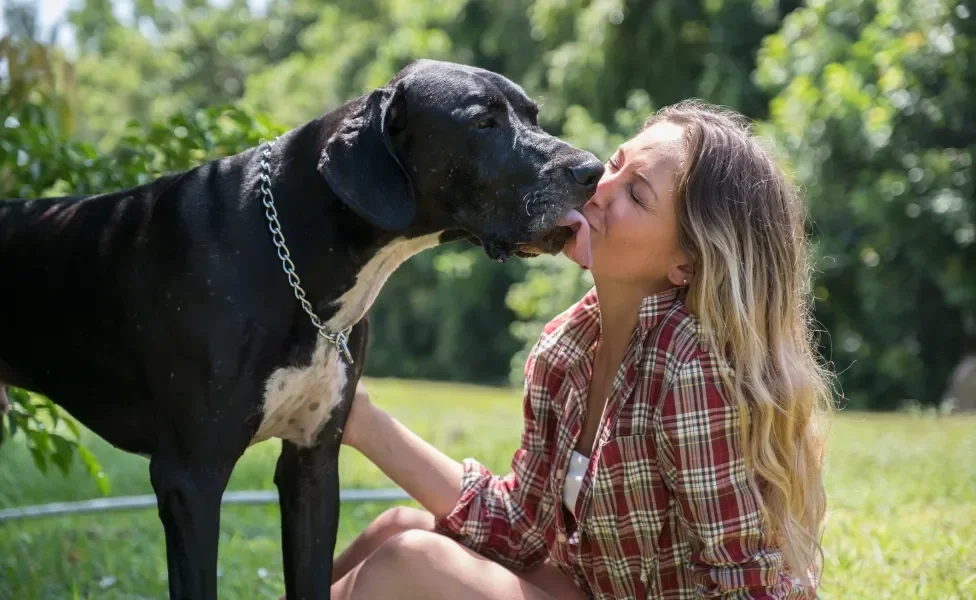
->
[653, 357, 810, 599]
[434, 350, 555, 573]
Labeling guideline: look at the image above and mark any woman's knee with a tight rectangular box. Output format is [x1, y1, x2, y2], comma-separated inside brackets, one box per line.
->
[361, 531, 565, 600]
[369, 506, 435, 538]
[336, 531, 471, 599]
[370, 529, 458, 571]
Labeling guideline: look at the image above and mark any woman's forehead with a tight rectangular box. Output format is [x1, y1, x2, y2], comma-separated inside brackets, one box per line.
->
[622, 123, 685, 180]
[631, 121, 685, 154]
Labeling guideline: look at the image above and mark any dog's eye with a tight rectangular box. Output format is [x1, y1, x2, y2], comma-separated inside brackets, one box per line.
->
[474, 117, 496, 130]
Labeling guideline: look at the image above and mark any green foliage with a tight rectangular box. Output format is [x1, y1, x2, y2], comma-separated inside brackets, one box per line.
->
[66, 0, 308, 146]
[366, 247, 530, 385]
[756, 0, 975, 409]
[2, 388, 109, 496]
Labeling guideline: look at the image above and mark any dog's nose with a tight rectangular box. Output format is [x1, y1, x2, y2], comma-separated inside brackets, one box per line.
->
[570, 160, 605, 187]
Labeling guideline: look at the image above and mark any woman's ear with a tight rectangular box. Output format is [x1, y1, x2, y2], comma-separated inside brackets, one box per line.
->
[667, 261, 695, 287]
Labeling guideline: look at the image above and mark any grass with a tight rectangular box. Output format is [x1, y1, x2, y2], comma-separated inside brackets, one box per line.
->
[1, 378, 974, 599]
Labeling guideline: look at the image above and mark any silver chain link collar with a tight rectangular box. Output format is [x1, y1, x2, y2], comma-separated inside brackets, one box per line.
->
[258, 138, 354, 364]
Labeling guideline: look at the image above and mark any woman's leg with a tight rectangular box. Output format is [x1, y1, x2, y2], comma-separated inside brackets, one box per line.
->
[279, 506, 432, 600]
[332, 506, 434, 582]
[281, 505, 587, 600]
[331, 529, 589, 600]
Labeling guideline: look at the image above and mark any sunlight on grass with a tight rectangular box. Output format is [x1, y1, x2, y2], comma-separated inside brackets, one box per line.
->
[1, 378, 973, 599]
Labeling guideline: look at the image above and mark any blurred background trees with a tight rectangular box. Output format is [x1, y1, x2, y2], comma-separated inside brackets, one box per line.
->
[756, 0, 975, 409]
[2, 0, 973, 426]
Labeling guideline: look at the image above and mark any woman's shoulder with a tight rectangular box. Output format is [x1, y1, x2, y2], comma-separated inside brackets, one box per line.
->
[525, 288, 600, 375]
[536, 287, 600, 350]
[653, 297, 734, 389]
[649, 296, 702, 359]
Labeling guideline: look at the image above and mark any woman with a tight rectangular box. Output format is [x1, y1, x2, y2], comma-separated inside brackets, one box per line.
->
[317, 100, 833, 599]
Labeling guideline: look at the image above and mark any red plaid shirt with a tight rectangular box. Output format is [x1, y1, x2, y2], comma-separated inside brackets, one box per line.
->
[435, 287, 815, 599]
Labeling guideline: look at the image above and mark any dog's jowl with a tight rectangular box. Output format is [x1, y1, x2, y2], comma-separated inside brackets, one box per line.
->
[0, 59, 602, 600]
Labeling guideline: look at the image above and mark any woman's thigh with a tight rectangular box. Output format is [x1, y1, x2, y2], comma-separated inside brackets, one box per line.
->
[521, 559, 589, 600]
[332, 528, 588, 600]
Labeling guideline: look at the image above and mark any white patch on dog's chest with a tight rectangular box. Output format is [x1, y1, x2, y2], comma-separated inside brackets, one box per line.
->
[252, 340, 348, 447]
[326, 232, 444, 329]
[253, 232, 443, 447]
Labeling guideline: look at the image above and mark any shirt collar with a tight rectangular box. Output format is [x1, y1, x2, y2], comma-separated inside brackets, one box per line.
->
[636, 286, 683, 332]
[557, 286, 684, 369]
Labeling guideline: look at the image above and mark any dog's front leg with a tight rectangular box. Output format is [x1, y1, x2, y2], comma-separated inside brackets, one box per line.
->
[277, 320, 367, 600]
[150, 446, 239, 600]
[275, 434, 342, 600]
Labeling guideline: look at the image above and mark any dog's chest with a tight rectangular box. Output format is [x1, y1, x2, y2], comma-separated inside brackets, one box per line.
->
[253, 339, 347, 447]
[253, 233, 442, 447]
[327, 232, 444, 327]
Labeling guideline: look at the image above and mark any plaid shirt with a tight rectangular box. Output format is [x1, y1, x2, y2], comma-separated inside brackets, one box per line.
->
[435, 287, 815, 599]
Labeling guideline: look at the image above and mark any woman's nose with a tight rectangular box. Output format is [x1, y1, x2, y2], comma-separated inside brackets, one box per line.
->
[589, 169, 615, 208]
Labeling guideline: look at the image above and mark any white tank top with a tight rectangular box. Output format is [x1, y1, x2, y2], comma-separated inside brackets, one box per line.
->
[562, 450, 591, 513]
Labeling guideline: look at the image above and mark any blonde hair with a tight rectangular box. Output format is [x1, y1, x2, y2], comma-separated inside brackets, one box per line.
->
[644, 100, 833, 588]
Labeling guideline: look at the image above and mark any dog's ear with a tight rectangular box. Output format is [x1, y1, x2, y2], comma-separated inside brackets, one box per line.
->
[318, 84, 415, 232]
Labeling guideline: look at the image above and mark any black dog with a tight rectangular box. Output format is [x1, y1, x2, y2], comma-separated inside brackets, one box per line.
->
[0, 59, 602, 599]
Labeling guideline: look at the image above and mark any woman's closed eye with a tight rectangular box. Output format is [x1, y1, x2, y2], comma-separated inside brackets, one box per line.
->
[607, 147, 654, 209]
[630, 185, 648, 209]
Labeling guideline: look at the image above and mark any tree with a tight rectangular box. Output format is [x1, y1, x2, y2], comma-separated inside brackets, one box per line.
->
[756, 0, 975, 409]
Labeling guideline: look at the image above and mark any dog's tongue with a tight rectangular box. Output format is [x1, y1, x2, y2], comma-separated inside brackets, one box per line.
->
[557, 209, 592, 269]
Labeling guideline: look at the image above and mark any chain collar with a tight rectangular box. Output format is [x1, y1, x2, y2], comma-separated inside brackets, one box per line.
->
[259, 138, 354, 364]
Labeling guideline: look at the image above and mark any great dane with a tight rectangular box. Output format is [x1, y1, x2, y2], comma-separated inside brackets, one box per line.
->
[0, 59, 603, 599]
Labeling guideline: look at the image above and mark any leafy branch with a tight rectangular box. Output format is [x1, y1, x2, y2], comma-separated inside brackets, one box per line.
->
[2, 388, 109, 495]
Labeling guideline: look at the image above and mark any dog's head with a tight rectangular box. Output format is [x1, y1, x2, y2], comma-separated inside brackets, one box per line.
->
[319, 59, 603, 261]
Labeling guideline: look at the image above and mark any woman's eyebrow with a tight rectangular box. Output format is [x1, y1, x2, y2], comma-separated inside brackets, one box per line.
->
[620, 145, 660, 203]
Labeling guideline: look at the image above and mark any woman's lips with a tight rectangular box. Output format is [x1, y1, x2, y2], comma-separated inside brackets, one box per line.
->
[556, 209, 592, 269]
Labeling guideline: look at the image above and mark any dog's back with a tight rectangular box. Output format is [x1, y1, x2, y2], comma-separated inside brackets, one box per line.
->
[0, 173, 196, 452]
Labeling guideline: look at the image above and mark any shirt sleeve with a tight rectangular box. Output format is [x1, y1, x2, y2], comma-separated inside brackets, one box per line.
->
[653, 356, 808, 599]
[433, 349, 554, 573]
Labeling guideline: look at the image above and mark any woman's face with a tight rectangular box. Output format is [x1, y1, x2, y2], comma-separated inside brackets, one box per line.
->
[578, 121, 692, 291]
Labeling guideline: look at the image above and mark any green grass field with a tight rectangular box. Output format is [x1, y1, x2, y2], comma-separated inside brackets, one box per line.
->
[1, 378, 974, 599]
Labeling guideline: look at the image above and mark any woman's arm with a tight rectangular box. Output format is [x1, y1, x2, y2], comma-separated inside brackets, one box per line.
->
[345, 350, 556, 573]
[343, 381, 464, 520]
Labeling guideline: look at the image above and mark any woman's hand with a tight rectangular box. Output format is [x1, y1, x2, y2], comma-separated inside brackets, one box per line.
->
[342, 379, 375, 450]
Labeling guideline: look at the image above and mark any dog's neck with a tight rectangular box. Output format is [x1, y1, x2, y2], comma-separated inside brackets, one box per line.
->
[259, 120, 447, 333]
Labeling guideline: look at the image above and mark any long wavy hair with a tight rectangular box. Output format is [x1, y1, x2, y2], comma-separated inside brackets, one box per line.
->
[644, 100, 834, 588]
